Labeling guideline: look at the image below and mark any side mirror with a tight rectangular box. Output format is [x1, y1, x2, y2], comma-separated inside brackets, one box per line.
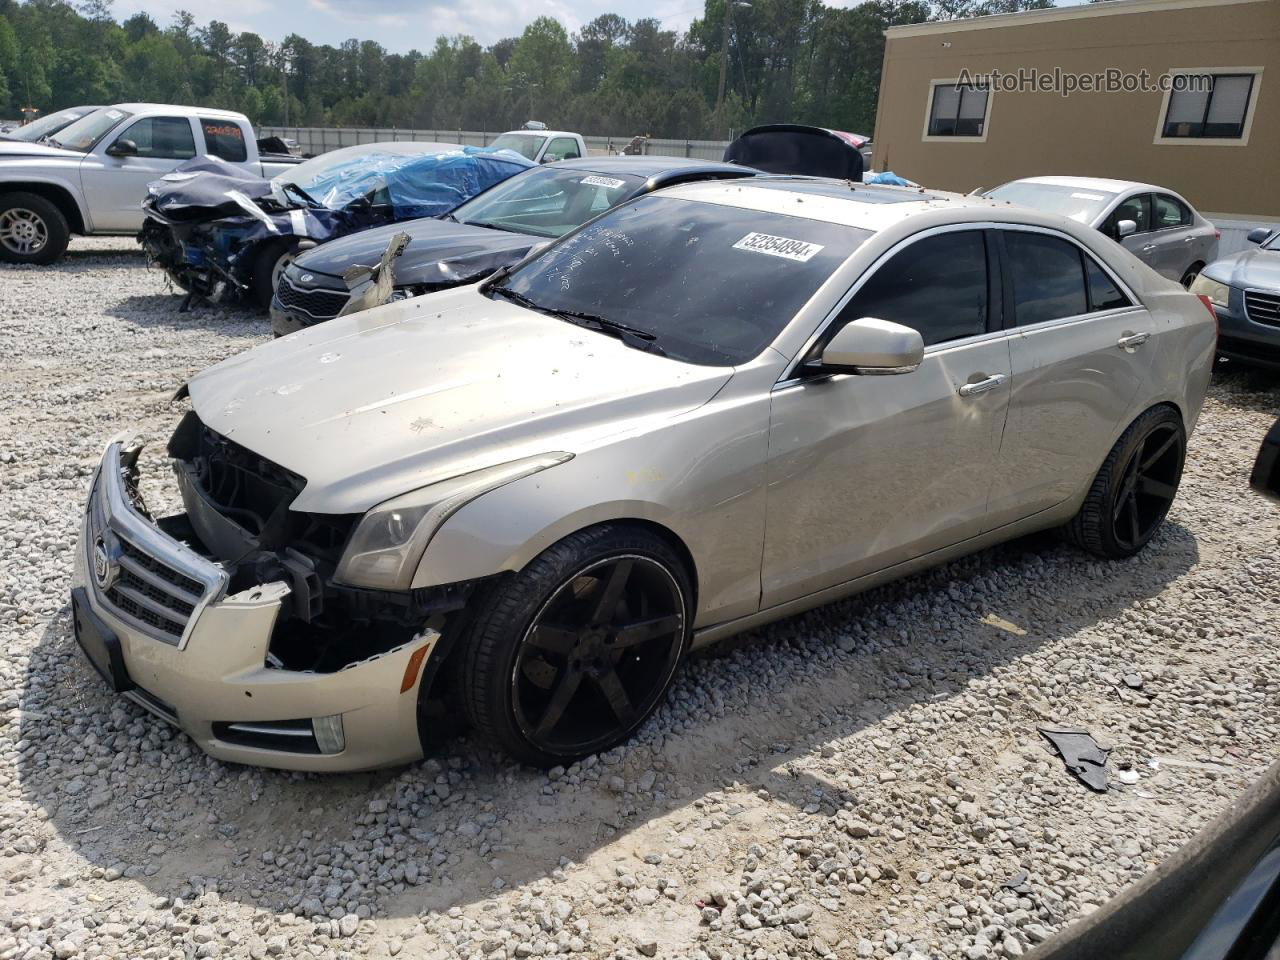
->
[1116, 219, 1138, 239]
[1247, 227, 1272, 245]
[106, 138, 138, 157]
[815, 317, 924, 375]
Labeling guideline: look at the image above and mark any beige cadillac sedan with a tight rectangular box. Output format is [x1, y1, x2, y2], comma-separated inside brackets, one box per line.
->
[73, 179, 1217, 771]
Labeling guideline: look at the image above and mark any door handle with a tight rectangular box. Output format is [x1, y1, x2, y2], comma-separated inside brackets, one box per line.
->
[1117, 332, 1150, 350]
[1183, 236, 1195, 243]
[958, 373, 1008, 397]
[1142, 244, 1157, 253]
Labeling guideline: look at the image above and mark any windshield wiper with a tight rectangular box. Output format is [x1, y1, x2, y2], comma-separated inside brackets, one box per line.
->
[281, 181, 319, 207]
[488, 288, 665, 355]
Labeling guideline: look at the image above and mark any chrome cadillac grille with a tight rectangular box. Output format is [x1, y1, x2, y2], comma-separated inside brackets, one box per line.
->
[86, 441, 228, 647]
[103, 535, 203, 642]
[1244, 290, 1280, 328]
[276, 274, 350, 321]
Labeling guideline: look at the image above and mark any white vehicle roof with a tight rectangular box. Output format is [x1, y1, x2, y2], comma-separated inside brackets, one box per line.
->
[109, 103, 245, 120]
[499, 129, 579, 139]
[1007, 175, 1166, 196]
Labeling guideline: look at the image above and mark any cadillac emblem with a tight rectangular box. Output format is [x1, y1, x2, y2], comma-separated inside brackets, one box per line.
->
[92, 536, 116, 590]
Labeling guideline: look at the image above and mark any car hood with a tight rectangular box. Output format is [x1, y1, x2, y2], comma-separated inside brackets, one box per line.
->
[187, 285, 732, 513]
[0, 140, 85, 160]
[292, 217, 538, 289]
[1204, 245, 1280, 291]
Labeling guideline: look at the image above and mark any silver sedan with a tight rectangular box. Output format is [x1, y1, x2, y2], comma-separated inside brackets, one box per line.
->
[73, 179, 1216, 771]
[984, 176, 1219, 287]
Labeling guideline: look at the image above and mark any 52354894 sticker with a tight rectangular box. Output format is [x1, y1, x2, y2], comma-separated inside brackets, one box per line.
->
[732, 232, 824, 262]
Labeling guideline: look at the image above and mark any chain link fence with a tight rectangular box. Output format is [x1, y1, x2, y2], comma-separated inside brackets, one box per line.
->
[258, 126, 732, 162]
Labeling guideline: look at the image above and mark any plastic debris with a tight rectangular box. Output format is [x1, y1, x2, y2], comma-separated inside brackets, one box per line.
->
[1039, 727, 1112, 792]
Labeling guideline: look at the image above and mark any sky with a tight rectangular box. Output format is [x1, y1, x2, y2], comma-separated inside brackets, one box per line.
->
[109, 0, 1090, 55]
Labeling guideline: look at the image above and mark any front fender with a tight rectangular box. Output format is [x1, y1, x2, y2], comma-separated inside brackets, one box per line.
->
[410, 385, 774, 628]
[0, 166, 91, 230]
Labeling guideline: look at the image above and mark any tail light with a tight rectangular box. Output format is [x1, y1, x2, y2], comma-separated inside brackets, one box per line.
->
[1197, 294, 1219, 335]
[1215, 230, 1221, 240]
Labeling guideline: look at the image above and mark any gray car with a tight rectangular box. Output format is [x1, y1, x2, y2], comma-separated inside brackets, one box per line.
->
[1192, 227, 1280, 369]
[72, 179, 1216, 771]
[985, 176, 1219, 287]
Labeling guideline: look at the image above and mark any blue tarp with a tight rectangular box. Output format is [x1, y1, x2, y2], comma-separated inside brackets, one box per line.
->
[292, 147, 535, 219]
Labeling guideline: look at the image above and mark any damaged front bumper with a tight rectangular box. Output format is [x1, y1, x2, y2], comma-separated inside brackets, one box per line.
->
[72, 440, 438, 772]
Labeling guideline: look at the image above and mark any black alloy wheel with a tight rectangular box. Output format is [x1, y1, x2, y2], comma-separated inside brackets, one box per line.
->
[1064, 405, 1186, 559]
[458, 524, 691, 766]
[512, 554, 685, 757]
[1111, 422, 1182, 551]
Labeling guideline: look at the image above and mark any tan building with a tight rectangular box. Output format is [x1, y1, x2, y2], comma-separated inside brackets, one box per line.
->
[872, 0, 1277, 248]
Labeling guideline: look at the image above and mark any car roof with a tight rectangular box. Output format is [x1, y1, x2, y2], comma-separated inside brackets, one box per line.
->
[657, 176, 1060, 233]
[551, 155, 748, 179]
[1008, 175, 1165, 195]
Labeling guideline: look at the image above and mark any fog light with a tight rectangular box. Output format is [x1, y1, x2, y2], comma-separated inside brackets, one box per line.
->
[312, 714, 345, 754]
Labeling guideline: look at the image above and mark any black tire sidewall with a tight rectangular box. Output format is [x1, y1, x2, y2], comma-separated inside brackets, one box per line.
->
[0, 192, 70, 265]
[251, 240, 296, 311]
[1092, 407, 1185, 557]
[461, 525, 693, 766]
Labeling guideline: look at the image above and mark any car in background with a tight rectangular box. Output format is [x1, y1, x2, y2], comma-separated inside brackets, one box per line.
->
[139, 142, 534, 309]
[984, 176, 1219, 287]
[723, 123, 867, 181]
[272, 155, 756, 333]
[1191, 227, 1280, 369]
[0, 105, 101, 144]
[488, 129, 587, 164]
[74, 179, 1214, 771]
[0, 104, 302, 264]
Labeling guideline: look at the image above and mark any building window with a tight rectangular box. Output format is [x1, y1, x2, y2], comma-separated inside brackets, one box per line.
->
[1156, 68, 1262, 145]
[926, 82, 990, 139]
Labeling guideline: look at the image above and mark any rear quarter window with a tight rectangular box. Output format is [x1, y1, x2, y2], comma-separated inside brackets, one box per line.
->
[201, 119, 247, 163]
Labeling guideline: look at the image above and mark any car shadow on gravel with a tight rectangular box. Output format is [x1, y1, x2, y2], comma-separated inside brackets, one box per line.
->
[16, 522, 1198, 920]
[104, 294, 266, 337]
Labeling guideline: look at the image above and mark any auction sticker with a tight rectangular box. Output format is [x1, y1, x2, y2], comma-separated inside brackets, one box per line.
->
[733, 232, 824, 262]
[580, 175, 626, 189]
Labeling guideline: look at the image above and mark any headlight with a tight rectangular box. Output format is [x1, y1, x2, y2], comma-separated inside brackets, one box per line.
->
[1189, 274, 1231, 308]
[334, 453, 573, 590]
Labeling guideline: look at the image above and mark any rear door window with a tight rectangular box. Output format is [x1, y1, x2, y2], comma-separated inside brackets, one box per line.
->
[1152, 194, 1192, 229]
[840, 231, 989, 347]
[200, 119, 247, 162]
[118, 116, 196, 160]
[1084, 257, 1132, 311]
[1004, 231, 1089, 326]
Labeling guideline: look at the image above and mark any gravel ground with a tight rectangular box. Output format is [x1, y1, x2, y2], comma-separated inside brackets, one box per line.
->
[1, 237, 1278, 960]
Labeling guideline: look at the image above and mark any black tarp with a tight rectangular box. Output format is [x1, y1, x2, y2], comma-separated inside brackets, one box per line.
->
[724, 124, 866, 181]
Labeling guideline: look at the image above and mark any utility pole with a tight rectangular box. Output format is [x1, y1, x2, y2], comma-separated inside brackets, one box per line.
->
[715, 0, 750, 116]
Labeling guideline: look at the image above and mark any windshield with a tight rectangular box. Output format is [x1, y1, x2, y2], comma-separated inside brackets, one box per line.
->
[454, 166, 643, 238]
[10, 108, 94, 143]
[985, 181, 1119, 224]
[490, 133, 545, 161]
[48, 107, 130, 152]
[493, 195, 871, 366]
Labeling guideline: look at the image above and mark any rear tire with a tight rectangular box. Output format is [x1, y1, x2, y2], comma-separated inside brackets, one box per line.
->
[1181, 262, 1204, 288]
[1062, 406, 1186, 558]
[0, 192, 70, 265]
[459, 524, 692, 766]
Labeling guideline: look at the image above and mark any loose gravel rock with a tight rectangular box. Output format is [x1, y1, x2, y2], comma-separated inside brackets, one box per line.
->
[2, 237, 1278, 959]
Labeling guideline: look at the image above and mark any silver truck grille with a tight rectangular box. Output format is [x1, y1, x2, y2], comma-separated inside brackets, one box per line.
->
[1244, 290, 1280, 328]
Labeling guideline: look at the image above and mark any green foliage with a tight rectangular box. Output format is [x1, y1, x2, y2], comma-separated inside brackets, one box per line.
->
[0, 0, 1051, 136]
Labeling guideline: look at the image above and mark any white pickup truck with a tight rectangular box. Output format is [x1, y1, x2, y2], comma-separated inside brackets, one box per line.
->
[0, 103, 301, 264]
[487, 129, 589, 164]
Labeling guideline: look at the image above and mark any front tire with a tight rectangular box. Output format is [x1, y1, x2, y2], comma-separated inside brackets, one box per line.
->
[1062, 406, 1186, 558]
[250, 240, 298, 311]
[0, 192, 70, 265]
[460, 524, 692, 766]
